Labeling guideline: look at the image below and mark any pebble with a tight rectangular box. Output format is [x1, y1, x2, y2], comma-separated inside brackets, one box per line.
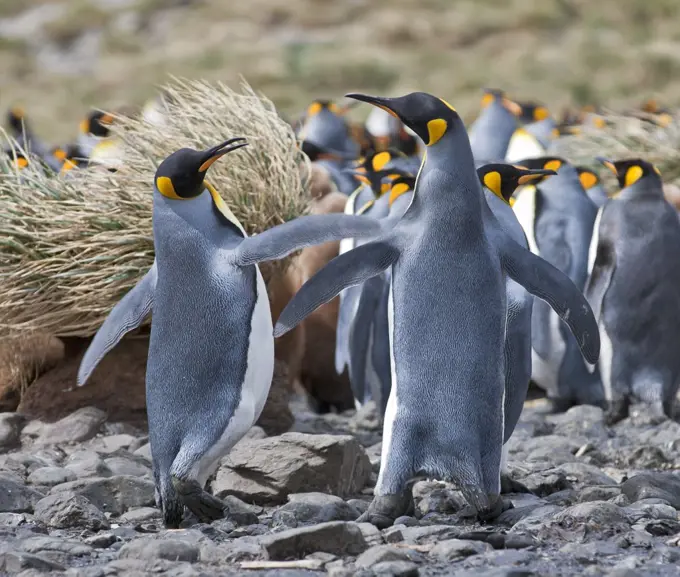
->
[118, 537, 200, 563]
[35, 407, 107, 445]
[621, 473, 680, 509]
[0, 477, 44, 513]
[33, 491, 109, 530]
[272, 492, 361, 527]
[27, 466, 76, 487]
[355, 544, 424, 567]
[430, 538, 493, 560]
[119, 507, 160, 524]
[49, 475, 155, 515]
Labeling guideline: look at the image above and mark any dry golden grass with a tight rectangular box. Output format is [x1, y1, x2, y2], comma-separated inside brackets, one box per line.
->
[0, 78, 310, 338]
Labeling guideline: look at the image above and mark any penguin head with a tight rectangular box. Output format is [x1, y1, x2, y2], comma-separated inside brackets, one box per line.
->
[5, 149, 29, 170]
[575, 167, 600, 191]
[7, 106, 26, 134]
[345, 91, 462, 148]
[154, 137, 248, 200]
[348, 148, 411, 195]
[297, 99, 359, 160]
[51, 146, 68, 163]
[597, 157, 661, 191]
[516, 102, 551, 125]
[388, 175, 417, 207]
[480, 88, 523, 117]
[477, 163, 556, 204]
[514, 156, 569, 174]
[80, 111, 114, 137]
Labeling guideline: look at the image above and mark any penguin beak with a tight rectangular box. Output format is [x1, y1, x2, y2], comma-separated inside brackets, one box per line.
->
[596, 156, 618, 176]
[199, 137, 248, 172]
[345, 93, 404, 122]
[516, 168, 557, 185]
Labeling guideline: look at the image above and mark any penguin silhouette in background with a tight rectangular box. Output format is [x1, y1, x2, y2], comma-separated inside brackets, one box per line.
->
[468, 88, 522, 163]
[586, 158, 680, 423]
[258, 91, 599, 527]
[576, 166, 609, 208]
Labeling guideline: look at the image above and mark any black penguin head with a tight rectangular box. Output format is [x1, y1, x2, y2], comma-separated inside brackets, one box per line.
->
[7, 106, 26, 134]
[515, 156, 569, 174]
[480, 88, 523, 117]
[388, 175, 417, 207]
[154, 137, 248, 200]
[80, 111, 114, 137]
[5, 149, 29, 170]
[516, 101, 550, 124]
[477, 163, 557, 204]
[345, 91, 461, 148]
[297, 99, 359, 160]
[597, 157, 661, 190]
[348, 148, 410, 195]
[575, 167, 600, 191]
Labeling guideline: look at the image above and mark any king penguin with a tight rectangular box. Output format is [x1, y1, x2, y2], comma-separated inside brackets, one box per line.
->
[576, 166, 609, 207]
[585, 158, 680, 423]
[266, 91, 600, 527]
[77, 110, 114, 159]
[477, 163, 556, 490]
[512, 156, 605, 411]
[468, 88, 522, 164]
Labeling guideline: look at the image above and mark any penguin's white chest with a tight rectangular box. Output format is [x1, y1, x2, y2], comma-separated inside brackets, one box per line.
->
[193, 265, 275, 485]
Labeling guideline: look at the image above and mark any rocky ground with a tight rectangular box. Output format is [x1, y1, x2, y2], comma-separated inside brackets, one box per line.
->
[1, 397, 680, 577]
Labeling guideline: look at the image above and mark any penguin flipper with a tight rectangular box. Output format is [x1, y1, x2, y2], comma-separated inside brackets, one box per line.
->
[583, 206, 616, 324]
[274, 241, 399, 338]
[335, 285, 362, 374]
[77, 262, 157, 386]
[233, 213, 387, 266]
[500, 240, 600, 365]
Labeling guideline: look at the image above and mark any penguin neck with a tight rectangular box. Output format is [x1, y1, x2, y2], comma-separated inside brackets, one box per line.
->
[617, 176, 664, 201]
[539, 166, 590, 202]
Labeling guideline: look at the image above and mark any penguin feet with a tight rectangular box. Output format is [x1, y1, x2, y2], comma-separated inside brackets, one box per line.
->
[477, 495, 513, 523]
[357, 492, 413, 529]
[545, 397, 574, 414]
[171, 476, 226, 524]
[500, 474, 533, 495]
[604, 398, 630, 426]
[459, 488, 513, 522]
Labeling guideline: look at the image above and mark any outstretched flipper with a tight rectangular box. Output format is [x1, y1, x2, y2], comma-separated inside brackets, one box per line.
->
[233, 213, 388, 266]
[77, 262, 157, 386]
[274, 241, 400, 338]
[500, 239, 600, 365]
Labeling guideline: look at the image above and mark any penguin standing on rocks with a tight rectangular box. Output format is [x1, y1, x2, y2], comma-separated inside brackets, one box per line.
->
[77, 137, 390, 527]
[468, 88, 522, 163]
[477, 163, 556, 489]
[585, 158, 680, 423]
[270, 91, 600, 527]
[512, 157, 605, 411]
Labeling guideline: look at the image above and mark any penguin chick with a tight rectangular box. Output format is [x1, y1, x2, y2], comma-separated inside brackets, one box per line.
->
[586, 158, 680, 423]
[77, 136, 280, 528]
[468, 88, 522, 164]
[512, 156, 605, 412]
[271, 91, 600, 528]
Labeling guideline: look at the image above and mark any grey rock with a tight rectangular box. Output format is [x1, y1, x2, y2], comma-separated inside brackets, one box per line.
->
[548, 405, 608, 437]
[33, 491, 109, 530]
[35, 407, 106, 445]
[27, 467, 76, 487]
[0, 550, 65, 573]
[559, 540, 619, 562]
[0, 413, 25, 451]
[64, 450, 112, 479]
[2, 453, 54, 476]
[383, 524, 459, 544]
[626, 446, 669, 469]
[371, 561, 419, 576]
[394, 515, 419, 526]
[119, 507, 160, 523]
[213, 433, 371, 505]
[222, 495, 262, 526]
[579, 486, 621, 502]
[89, 434, 137, 455]
[50, 475, 155, 515]
[349, 499, 370, 514]
[508, 505, 562, 533]
[0, 512, 37, 526]
[132, 443, 152, 462]
[624, 501, 678, 522]
[365, 442, 382, 472]
[84, 533, 118, 548]
[118, 537, 199, 563]
[273, 492, 361, 527]
[104, 456, 150, 478]
[21, 535, 93, 556]
[355, 544, 424, 567]
[553, 462, 616, 486]
[621, 473, 680, 509]
[555, 501, 631, 530]
[413, 484, 466, 517]
[0, 478, 44, 513]
[517, 470, 571, 497]
[430, 538, 492, 559]
[259, 521, 377, 559]
[645, 518, 680, 536]
[199, 539, 263, 564]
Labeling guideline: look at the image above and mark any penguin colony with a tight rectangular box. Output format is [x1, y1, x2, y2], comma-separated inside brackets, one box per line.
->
[7, 89, 680, 529]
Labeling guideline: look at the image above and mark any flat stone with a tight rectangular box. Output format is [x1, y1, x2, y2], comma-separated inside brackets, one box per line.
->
[624, 502, 678, 522]
[33, 491, 109, 530]
[516, 470, 572, 497]
[259, 521, 376, 559]
[89, 434, 137, 454]
[383, 524, 459, 544]
[199, 539, 263, 564]
[0, 478, 44, 513]
[20, 535, 93, 556]
[0, 512, 36, 526]
[355, 544, 424, 568]
[622, 473, 680, 509]
[554, 501, 631, 530]
[579, 487, 621, 503]
[0, 551, 65, 572]
[49, 475, 155, 515]
[84, 532, 119, 548]
[119, 507, 161, 523]
[104, 456, 150, 478]
[273, 492, 361, 527]
[214, 433, 371, 505]
[27, 467, 75, 487]
[35, 407, 106, 445]
[430, 538, 492, 560]
[371, 560, 419, 576]
[64, 450, 112, 479]
[118, 537, 199, 563]
[553, 462, 616, 487]
[132, 443, 152, 462]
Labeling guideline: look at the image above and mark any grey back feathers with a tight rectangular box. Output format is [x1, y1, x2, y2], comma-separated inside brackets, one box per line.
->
[469, 95, 519, 163]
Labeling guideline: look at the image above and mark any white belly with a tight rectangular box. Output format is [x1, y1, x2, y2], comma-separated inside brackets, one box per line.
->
[193, 265, 275, 485]
[598, 320, 614, 401]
